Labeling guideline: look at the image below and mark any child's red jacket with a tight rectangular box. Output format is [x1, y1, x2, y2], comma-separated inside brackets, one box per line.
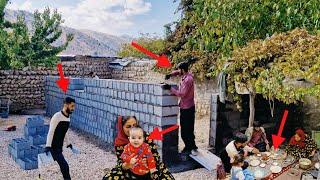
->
[121, 142, 156, 175]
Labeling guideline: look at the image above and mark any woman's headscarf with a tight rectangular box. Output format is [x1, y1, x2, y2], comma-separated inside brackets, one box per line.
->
[289, 128, 306, 148]
[114, 116, 130, 147]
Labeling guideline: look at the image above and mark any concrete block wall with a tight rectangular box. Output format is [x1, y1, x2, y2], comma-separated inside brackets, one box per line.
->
[45, 76, 179, 165]
[110, 60, 218, 117]
[8, 116, 48, 170]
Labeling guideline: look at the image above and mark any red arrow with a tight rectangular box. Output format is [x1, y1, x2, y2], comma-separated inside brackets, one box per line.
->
[55, 63, 69, 94]
[272, 110, 289, 150]
[148, 124, 179, 141]
[131, 41, 172, 68]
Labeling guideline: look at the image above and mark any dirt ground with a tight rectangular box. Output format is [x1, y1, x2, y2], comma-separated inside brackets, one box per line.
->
[0, 114, 216, 180]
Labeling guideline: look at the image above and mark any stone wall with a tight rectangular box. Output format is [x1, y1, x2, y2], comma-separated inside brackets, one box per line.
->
[0, 59, 112, 112]
[45, 76, 179, 164]
[2, 56, 218, 117]
[111, 60, 218, 117]
[303, 97, 320, 132]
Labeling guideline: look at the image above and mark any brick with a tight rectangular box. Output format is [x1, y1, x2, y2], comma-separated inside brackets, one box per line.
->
[153, 106, 179, 117]
[18, 158, 37, 170]
[140, 94, 145, 102]
[140, 113, 145, 122]
[156, 96, 178, 106]
[148, 104, 154, 114]
[155, 116, 178, 126]
[112, 90, 116, 98]
[116, 81, 121, 90]
[133, 83, 138, 93]
[130, 93, 135, 101]
[120, 82, 125, 90]
[128, 83, 133, 91]
[134, 93, 139, 101]
[133, 103, 138, 111]
[11, 148, 25, 159]
[12, 138, 30, 150]
[150, 96, 156, 104]
[112, 81, 117, 89]
[128, 101, 133, 110]
[107, 81, 112, 88]
[150, 115, 157, 125]
[148, 84, 154, 94]
[26, 116, 44, 127]
[24, 125, 36, 137]
[125, 82, 129, 91]
[153, 84, 177, 96]
[137, 103, 143, 112]
[137, 84, 143, 93]
[125, 92, 130, 100]
[143, 104, 148, 113]
[143, 84, 149, 93]
[145, 94, 150, 104]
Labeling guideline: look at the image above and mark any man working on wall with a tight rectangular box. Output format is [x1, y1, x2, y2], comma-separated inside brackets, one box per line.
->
[163, 61, 198, 156]
[89, 72, 99, 79]
[45, 97, 76, 180]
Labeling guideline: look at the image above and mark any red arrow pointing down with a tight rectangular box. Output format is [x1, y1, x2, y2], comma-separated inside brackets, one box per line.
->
[148, 125, 179, 141]
[131, 41, 172, 68]
[55, 63, 69, 94]
[272, 110, 289, 150]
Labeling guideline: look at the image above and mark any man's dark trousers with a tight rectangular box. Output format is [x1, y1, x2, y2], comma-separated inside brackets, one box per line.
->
[51, 148, 71, 180]
[180, 106, 197, 152]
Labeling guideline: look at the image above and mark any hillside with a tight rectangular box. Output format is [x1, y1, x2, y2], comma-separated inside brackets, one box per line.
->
[4, 9, 132, 56]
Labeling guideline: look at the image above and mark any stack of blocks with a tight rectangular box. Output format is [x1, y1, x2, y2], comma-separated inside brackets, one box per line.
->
[8, 116, 49, 170]
[45, 76, 180, 165]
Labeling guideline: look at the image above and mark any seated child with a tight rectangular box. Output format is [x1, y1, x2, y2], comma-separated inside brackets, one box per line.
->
[121, 127, 157, 179]
[242, 161, 254, 180]
[230, 154, 245, 180]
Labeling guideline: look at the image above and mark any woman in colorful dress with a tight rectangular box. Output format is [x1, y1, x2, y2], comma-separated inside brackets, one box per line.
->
[245, 121, 270, 152]
[102, 116, 175, 180]
[285, 128, 317, 159]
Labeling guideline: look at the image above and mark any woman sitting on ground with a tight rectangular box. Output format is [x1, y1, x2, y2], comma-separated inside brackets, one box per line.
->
[245, 121, 270, 152]
[102, 116, 174, 180]
[285, 128, 317, 159]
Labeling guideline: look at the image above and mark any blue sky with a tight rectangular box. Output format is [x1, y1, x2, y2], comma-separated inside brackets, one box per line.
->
[7, 0, 180, 37]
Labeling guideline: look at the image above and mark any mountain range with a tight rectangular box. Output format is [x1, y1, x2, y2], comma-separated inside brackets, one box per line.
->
[4, 9, 132, 57]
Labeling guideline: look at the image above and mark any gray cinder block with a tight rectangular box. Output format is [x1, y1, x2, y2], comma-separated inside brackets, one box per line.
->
[153, 106, 179, 117]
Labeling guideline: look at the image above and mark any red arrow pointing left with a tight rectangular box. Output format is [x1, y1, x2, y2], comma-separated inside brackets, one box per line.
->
[147, 125, 179, 141]
[131, 41, 172, 68]
[56, 63, 69, 94]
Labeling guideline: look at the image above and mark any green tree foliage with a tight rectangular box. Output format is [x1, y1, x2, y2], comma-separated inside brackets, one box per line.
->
[29, 8, 73, 67]
[0, 2, 73, 69]
[165, 0, 320, 79]
[224, 29, 320, 126]
[118, 35, 165, 59]
[0, 0, 10, 69]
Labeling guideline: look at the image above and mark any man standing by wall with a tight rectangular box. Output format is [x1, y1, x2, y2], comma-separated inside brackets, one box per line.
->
[163, 61, 198, 156]
[45, 97, 76, 180]
[89, 72, 99, 79]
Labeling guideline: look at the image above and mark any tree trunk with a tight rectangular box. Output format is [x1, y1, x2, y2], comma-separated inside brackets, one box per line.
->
[248, 93, 256, 128]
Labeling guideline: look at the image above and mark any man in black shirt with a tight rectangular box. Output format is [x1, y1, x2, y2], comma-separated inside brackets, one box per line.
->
[45, 97, 75, 180]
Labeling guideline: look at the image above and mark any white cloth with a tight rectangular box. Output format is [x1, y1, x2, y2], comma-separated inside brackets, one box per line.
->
[226, 140, 253, 163]
[231, 166, 245, 180]
[94, 75, 99, 79]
